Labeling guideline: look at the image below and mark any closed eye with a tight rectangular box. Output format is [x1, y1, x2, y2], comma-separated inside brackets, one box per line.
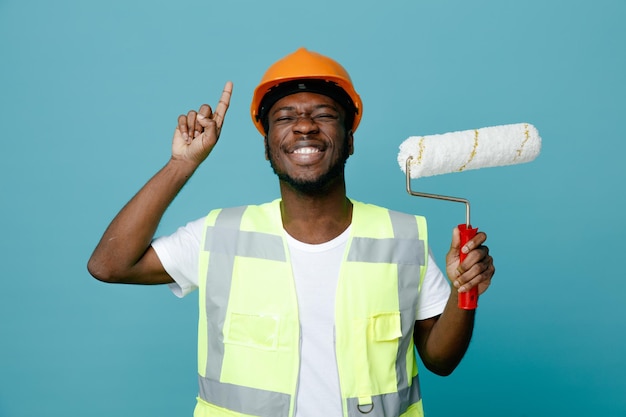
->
[273, 115, 296, 124]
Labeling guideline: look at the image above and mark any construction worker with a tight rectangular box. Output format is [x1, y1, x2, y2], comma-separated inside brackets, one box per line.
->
[88, 48, 495, 417]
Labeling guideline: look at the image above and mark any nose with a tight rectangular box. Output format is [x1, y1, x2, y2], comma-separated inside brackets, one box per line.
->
[292, 115, 319, 135]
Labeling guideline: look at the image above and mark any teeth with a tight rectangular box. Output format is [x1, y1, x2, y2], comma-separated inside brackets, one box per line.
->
[293, 147, 319, 154]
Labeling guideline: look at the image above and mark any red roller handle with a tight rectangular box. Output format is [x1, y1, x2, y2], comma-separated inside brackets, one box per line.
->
[458, 224, 479, 310]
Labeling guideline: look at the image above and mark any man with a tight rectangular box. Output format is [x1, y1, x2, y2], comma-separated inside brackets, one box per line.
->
[88, 48, 495, 417]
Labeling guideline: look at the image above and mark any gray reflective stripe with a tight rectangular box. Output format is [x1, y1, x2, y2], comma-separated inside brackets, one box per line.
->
[346, 373, 422, 417]
[346, 237, 424, 265]
[396, 259, 422, 392]
[347, 209, 425, 395]
[389, 209, 421, 240]
[205, 228, 286, 261]
[347, 210, 424, 266]
[391, 211, 425, 396]
[204, 206, 244, 381]
[202, 205, 290, 415]
[199, 375, 291, 417]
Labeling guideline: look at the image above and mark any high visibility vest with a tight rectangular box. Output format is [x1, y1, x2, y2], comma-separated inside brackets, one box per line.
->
[194, 199, 428, 417]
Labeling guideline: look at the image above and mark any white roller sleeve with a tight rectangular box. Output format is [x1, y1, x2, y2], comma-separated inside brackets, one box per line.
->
[398, 123, 542, 179]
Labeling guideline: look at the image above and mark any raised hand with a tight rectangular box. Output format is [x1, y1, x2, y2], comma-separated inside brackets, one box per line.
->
[172, 81, 233, 165]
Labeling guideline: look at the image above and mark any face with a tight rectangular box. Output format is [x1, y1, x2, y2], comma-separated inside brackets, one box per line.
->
[264, 92, 354, 193]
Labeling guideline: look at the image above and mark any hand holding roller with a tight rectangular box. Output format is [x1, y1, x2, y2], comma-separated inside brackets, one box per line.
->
[458, 224, 479, 309]
[398, 123, 541, 309]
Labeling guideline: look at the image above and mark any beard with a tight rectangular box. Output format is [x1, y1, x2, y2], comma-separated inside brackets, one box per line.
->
[266, 133, 351, 194]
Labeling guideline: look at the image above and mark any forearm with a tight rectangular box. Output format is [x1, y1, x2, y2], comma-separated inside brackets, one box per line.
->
[415, 226, 494, 375]
[419, 290, 476, 376]
[87, 158, 197, 282]
[88, 85, 232, 284]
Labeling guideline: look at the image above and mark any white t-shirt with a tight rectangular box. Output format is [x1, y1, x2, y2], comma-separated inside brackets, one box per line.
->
[152, 215, 451, 417]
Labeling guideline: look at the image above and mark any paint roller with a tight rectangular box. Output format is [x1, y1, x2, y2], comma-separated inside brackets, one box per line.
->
[397, 123, 542, 309]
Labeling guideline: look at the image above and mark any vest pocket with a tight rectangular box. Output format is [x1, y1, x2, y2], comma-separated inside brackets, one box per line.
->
[352, 312, 403, 396]
[370, 312, 402, 342]
[223, 312, 280, 351]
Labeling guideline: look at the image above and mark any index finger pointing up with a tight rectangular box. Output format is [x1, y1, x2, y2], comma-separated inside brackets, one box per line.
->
[213, 81, 233, 134]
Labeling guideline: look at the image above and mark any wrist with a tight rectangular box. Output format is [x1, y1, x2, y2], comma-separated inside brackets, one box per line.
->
[166, 156, 199, 180]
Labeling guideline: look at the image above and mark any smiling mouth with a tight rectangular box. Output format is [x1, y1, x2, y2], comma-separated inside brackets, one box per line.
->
[292, 146, 321, 154]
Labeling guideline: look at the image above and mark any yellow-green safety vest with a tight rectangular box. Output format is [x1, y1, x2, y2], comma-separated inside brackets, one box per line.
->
[194, 199, 428, 417]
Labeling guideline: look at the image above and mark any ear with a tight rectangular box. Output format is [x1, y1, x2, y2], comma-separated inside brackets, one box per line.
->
[264, 136, 270, 160]
[347, 130, 354, 155]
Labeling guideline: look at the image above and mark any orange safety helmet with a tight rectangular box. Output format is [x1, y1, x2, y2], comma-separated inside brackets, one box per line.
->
[251, 48, 363, 135]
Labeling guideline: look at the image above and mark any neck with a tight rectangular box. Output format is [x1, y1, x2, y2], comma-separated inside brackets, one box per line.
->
[279, 178, 352, 244]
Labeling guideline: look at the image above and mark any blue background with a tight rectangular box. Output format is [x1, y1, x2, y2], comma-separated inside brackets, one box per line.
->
[1, 0, 624, 415]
